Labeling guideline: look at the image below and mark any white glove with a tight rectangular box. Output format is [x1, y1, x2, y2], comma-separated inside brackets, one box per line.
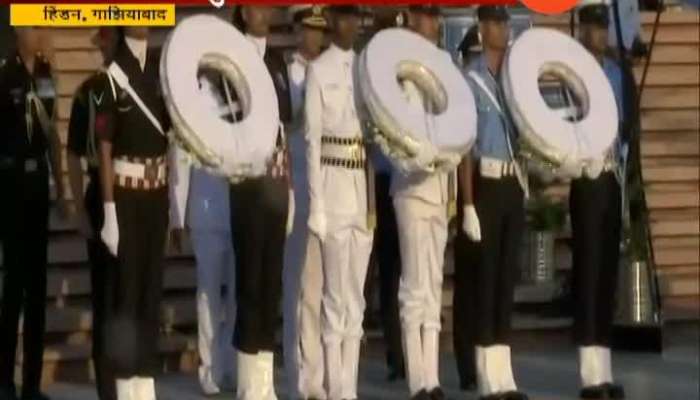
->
[462, 204, 481, 242]
[308, 212, 327, 241]
[558, 157, 583, 179]
[101, 202, 119, 256]
[584, 158, 605, 179]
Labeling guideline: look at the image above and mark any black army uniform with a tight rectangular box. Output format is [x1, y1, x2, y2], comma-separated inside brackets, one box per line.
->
[0, 53, 54, 400]
[226, 15, 291, 396]
[66, 71, 116, 400]
[94, 38, 170, 381]
[229, 33, 292, 357]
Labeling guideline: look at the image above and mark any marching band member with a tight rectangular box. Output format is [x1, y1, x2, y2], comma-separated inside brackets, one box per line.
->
[458, 6, 529, 400]
[66, 27, 118, 400]
[230, 6, 291, 399]
[282, 5, 328, 400]
[0, 26, 64, 400]
[305, 6, 372, 399]
[570, 4, 627, 399]
[168, 75, 238, 395]
[452, 24, 481, 393]
[96, 27, 170, 400]
[390, 5, 460, 400]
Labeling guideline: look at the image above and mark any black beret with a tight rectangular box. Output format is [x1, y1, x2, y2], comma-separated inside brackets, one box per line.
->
[578, 4, 610, 27]
[477, 5, 510, 22]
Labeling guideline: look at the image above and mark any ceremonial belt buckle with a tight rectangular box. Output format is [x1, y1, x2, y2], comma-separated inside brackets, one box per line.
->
[24, 159, 38, 173]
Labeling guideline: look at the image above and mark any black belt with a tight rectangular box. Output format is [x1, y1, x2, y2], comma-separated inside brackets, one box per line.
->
[321, 156, 366, 170]
[321, 136, 365, 146]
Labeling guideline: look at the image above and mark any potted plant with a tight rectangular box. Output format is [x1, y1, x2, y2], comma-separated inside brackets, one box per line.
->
[523, 192, 567, 285]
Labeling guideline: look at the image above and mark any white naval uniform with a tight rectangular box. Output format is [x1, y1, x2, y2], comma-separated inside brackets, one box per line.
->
[283, 50, 326, 400]
[392, 69, 456, 396]
[170, 77, 237, 395]
[305, 44, 374, 400]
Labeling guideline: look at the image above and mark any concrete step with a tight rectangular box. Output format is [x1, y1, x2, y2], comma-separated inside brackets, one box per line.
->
[17, 295, 198, 337]
[15, 332, 198, 386]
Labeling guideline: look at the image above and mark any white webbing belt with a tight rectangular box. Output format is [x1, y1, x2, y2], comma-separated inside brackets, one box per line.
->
[107, 62, 165, 136]
[113, 159, 167, 180]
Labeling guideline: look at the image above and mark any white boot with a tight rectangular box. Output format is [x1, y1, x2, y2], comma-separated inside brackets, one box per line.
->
[116, 378, 135, 400]
[341, 340, 361, 400]
[402, 328, 425, 396]
[237, 351, 261, 400]
[259, 351, 278, 400]
[324, 341, 343, 400]
[495, 345, 517, 392]
[598, 346, 614, 384]
[476, 346, 502, 396]
[580, 346, 614, 387]
[422, 329, 441, 391]
[580, 346, 604, 387]
[132, 377, 156, 400]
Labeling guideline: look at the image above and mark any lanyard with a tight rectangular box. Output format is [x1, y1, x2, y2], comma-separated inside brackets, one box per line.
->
[468, 69, 529, 198]
[107, 61, 165, 136]
[467, 70, 516, 162]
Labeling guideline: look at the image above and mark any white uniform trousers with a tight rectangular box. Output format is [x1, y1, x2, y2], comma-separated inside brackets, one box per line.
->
[284, 131, 326, 399]
[394, 197, 448, 395]
[321, 216, 374, 400]
[191, 229, 237, 391]
[283, 206, 325, 398]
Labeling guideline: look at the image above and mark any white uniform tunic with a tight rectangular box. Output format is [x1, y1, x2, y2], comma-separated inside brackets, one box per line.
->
[283, 50, 326, 400]
[305, 43, 374, 400]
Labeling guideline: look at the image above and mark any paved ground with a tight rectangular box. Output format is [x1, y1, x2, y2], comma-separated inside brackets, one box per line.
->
[44, 323, 698, 400]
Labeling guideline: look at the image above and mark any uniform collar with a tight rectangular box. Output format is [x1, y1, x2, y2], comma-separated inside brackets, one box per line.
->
[246, 34, 267, 58]
[328, 43, 354, 65]
[125, 36, 147, 71]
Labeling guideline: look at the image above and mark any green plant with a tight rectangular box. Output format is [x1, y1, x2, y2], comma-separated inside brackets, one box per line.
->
[527, 195, 567, 232]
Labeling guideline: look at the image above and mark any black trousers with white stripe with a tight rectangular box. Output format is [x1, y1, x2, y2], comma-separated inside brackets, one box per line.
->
[229, 176, 288, 353]
[466, 175, 525, 346]
[570, 171, 622, 346]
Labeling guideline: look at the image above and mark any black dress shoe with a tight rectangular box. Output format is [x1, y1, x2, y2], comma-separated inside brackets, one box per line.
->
[0, 387, 17, 400]
[428, 387, 446, 400]
[580, 384, 609, 399]
[605, 383, 625, 399]
[459, 378, 477, 392]
[411, 389, 431, 400]
[503, 391, 529, 400]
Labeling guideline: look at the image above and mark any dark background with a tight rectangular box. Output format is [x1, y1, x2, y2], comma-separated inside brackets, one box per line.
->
[1, 6, 14, 60]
